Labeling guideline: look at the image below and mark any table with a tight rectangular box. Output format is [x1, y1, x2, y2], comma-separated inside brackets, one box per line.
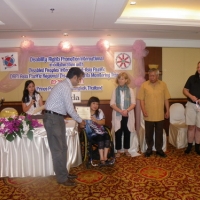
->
[0, 120, 82, 178]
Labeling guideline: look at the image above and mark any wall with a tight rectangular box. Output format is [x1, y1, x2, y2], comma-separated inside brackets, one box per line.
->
[163, 48, 200, 98]
[1, 38, 200, 101]
[1, 46, 200, 101]
[0, 38, 200, 133]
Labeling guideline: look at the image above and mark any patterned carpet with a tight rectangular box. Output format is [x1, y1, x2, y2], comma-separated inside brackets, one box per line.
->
[1, 142, 200, 200]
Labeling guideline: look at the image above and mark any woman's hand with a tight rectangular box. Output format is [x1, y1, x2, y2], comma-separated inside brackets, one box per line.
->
[121, 110, 128, 117]
[31, 99, 36, 106]
[91, 116, 97, 123]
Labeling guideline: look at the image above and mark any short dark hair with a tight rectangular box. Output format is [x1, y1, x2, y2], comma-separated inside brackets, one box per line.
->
[194, 61, 200, 82]
[87, 96, 100, 106]
[87, 96, 100, 117]
[66, 67, 84, 79]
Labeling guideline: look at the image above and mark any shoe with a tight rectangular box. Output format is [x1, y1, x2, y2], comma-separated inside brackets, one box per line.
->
[68, 174, 77, 179]
[99, 160, 105, 167]
[195, 143, 200, 155]
[156, 151, 167, 158]
[185, 143, 193, 154]
[115, 152, 120, 157]
[58, 179, 76, 186]
[144, 151, 152, 157]
[124, 152, 131, 157]
[105, 160, 113, 165]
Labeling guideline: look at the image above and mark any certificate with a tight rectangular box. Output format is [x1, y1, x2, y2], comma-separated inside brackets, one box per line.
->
[75, 106, 91, 120]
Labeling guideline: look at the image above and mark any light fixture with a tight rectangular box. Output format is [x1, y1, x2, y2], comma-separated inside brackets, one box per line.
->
[50, 8, 55, 13]
[20, 40, 34, 50]
[130, 1, 136, 5]
[96, 39, 110, 52]
[58, 41, 72, 52]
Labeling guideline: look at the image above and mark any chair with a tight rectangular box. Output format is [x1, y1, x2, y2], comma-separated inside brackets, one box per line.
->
[169, 103, 188, 149]
[0, 107, 18, 117]
[139, 112, 167, 153]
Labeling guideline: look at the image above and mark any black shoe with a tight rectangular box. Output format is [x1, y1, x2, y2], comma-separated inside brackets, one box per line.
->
[185, 143, 193, 154]
[156, 151, 167, 158]
[105, 160, 113, 165]
[195, 143, 200, 155]
[185, 147, 192, 154]
[58, 179, 77, 186]
[99, 160, 105, 167]
[68, 174, 77, 179]
[145, 151, 152, 157]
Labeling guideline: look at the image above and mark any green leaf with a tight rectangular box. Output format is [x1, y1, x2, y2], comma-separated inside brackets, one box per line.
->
[16, 131, 22, 138]
[8, 117, 13, 122]
[27, 130, 33, 141]
[5, 133, 16, 142]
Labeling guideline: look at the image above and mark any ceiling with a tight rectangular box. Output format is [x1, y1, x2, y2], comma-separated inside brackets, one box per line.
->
[0, 0, 200, 40]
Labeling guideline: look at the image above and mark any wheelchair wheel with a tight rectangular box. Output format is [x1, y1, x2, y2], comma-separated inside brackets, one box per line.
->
[80, 129, 99, 168]
[104, 126, 115, 162]
[80, 126, 115, 168]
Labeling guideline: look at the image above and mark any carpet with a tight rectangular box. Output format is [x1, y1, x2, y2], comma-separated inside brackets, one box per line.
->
[1, 143, 200, 200]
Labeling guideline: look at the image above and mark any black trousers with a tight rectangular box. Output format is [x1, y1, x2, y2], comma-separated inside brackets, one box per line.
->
[115, 116, 130, 150]
[145, 120, 164, 152]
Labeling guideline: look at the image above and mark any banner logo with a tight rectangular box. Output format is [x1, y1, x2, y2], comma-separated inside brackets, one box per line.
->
[0, 53, 19, 71]
[114, 52, 132, 70]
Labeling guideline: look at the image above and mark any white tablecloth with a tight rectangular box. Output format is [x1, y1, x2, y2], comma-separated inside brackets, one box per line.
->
[0, 120, 82, 178]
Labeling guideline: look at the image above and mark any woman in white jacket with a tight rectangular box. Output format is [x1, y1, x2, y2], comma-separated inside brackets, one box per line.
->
[110, 72, 136, 157]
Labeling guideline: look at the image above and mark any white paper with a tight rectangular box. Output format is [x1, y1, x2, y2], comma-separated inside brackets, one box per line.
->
[75, 106, 91, 120]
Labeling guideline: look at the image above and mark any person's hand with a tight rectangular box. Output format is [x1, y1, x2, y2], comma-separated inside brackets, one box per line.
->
[165, 111, 169, 119]
[91, 116, 96, 123]
[143, 110, 148, 117]
[190, 95, 198, 102]
[79, 120, 85, 129]
[121, 110, 128, 117]
[31, 99, 35, 105]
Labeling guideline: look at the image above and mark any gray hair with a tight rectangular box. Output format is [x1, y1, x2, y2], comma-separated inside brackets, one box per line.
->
[148, 68, 159, 75]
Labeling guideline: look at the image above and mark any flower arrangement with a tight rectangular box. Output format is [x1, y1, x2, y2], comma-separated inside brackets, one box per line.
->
[0, 115, 43, 142]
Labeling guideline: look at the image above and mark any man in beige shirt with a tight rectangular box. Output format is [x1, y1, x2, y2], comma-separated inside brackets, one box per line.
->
[137, 68, 171, 157]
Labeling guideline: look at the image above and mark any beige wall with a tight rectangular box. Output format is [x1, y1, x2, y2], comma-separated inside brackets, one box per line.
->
[162, 48, 200, 98]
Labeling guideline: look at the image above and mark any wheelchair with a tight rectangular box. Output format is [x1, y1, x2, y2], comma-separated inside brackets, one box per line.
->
[79, 125, 115, 168]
